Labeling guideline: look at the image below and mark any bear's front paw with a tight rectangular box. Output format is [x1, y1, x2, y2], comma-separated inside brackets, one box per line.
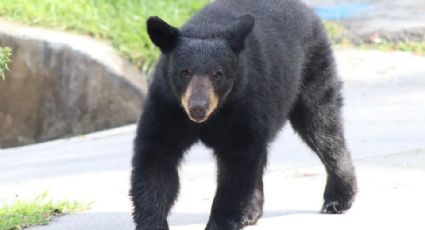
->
[240, 202, 263, 227]
[241, 212, 261, 227]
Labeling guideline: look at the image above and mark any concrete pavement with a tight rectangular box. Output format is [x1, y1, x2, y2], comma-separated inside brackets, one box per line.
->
[1, 49, 425, 229]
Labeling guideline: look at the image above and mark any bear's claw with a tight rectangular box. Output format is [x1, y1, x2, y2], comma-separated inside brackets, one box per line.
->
[321, 200, 350, 214]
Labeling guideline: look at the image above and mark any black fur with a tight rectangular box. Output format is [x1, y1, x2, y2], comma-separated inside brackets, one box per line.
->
[131, 0, 357, 229]
[146, 17, 180, 53]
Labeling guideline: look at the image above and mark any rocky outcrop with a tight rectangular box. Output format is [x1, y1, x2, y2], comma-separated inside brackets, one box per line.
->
[0, 20, 148, 148]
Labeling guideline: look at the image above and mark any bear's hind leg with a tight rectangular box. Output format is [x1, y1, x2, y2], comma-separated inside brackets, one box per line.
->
[289, 44, 357, 214]
[290, 84, 357, 214]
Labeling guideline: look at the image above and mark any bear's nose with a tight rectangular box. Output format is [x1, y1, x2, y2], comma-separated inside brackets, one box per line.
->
[189, 105, 206, 122]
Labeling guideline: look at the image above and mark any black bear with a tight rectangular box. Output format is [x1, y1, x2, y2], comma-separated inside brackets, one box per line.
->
[130, 0, 357, 229]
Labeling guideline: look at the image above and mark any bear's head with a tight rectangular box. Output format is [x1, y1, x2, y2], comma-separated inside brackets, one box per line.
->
[146, 14, 255, 123]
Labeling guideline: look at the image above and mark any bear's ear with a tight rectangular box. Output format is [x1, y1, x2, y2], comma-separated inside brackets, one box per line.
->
[224, 14, 255, 53]
[147, 16, 180, 53]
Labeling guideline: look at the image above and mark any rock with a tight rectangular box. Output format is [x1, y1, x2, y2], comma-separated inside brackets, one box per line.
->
[0, 20, 148, 148]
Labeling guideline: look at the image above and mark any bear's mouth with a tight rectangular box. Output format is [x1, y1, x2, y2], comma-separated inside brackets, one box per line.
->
[181, 75, 219, 123]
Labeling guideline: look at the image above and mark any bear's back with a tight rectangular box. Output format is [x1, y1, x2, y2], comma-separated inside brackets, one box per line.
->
[181, 0, 320, 47]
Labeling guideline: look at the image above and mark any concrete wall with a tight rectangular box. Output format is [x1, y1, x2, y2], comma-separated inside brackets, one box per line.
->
[0, 21, 148, 148]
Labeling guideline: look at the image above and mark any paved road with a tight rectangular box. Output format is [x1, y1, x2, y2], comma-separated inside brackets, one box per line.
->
[305, 0, 425, 41]
[1, 49, 424, 229]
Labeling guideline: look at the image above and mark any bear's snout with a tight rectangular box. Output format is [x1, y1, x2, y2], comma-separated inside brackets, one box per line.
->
[181, 75, 219, 123]
[189, 102, 207, 122]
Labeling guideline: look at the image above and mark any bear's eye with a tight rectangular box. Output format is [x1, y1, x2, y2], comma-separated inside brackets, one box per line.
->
[212, 71, 223, 81]
[180, 69, 192, 79]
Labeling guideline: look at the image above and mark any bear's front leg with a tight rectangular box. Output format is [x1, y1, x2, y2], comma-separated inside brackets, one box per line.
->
[130, 103, 197, 230]
[206, 145, 267, 230]
[130, 141, 184, 230]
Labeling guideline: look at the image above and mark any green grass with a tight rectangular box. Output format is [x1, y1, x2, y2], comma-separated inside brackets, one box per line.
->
[0, 1, 424, 73]
[0, 47, 11, 80]
[0, 192, 89, 230]
[0, 0, 211, 71]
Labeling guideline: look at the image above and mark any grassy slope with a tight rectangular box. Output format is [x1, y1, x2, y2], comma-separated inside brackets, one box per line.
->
[0, 0, 211, 71]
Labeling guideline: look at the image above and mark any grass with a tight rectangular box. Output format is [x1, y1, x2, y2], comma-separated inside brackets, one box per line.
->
[0, 47, 11, 80]
[324, 21, 425, 56]
[0, 192, 89, 230]
[0, 0, 211, 72]
[360, 41, 425, 55]
[324, 21, 352, 45]
[0, 1, 424, 72]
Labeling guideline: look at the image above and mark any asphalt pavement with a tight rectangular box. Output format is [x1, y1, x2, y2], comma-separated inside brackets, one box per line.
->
[2, 1, 425, 229]
[1, 49, 424, 230]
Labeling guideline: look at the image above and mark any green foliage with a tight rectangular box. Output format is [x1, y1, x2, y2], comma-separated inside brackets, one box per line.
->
[0, 0, 211, 71]
[0, 47, 11, 80]
[0, 192, 88, 230]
